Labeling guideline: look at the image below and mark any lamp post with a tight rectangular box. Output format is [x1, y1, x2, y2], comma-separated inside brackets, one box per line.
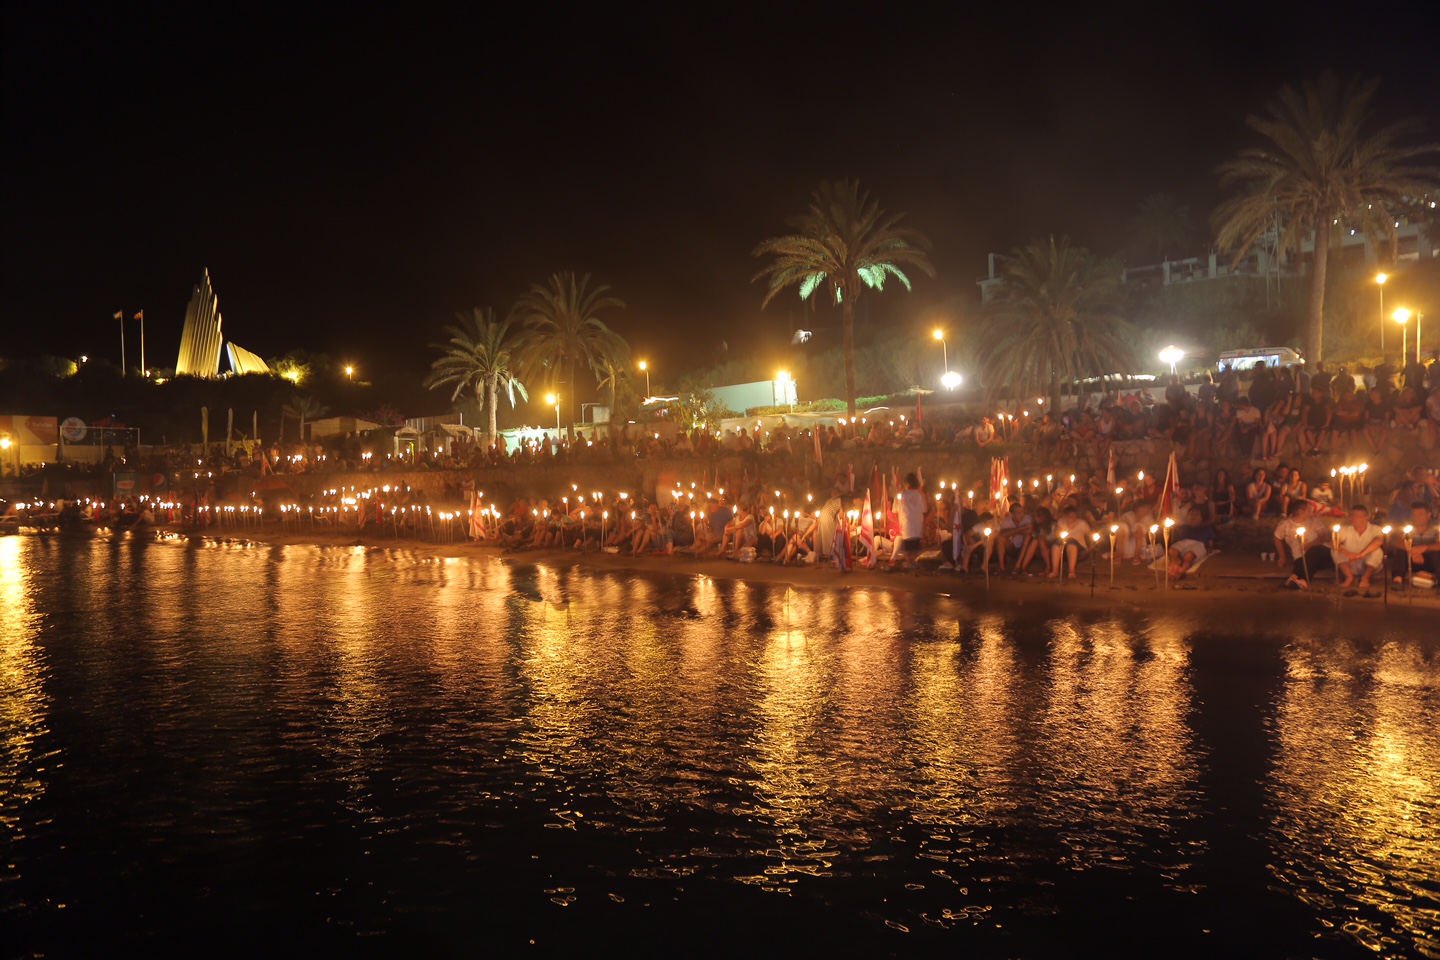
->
[1159, 345, 1184, 376]
[639, 360, 650, 396]
[1393, 309, 1410, 364]
[933, 328, 950, 389]
[776, 370, 793, 411]
[345, 365, 354, 382]
[546, 393, 560, 434]
[1376, 273, 1387, 352]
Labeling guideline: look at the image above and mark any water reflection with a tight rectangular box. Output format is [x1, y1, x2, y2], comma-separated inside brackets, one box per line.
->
[3, 534, 1437, 956]
[1268, 634, 1440, 959]
[0, 536, 50, 885]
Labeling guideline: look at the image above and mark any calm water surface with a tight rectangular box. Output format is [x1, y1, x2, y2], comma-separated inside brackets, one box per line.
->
[1, 533, 1437, 957]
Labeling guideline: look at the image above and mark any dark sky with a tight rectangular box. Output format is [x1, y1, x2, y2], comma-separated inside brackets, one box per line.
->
[4, 3, 1437, 400]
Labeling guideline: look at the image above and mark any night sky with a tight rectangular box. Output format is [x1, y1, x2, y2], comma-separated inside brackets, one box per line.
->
[4, 4, 1437, 398]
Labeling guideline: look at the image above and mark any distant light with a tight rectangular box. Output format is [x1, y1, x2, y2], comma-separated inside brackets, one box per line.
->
[1159, 345, 1184, 366]
[1376, 273, 1388, 285]
[638, 360, 647, 371]
[80, 355, 88, 362]
[941, 371, 962, 390]
[1393, 308, 1411, 324]
[932, 329, 944, 341]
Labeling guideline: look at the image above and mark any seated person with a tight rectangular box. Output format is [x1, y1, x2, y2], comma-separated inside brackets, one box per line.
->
[1047, 507, 1092, 580]
[1386, 501, 1440, 585]
[997, 502, 1033, 573]
[1331, 505, 1386, 597]
[1274, 500, 1332, 590]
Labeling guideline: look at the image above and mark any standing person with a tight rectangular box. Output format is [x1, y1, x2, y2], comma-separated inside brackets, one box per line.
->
[1332, 504, 1386, 597]
[894, 473, 927, 570]
[815, 487, 845, 562]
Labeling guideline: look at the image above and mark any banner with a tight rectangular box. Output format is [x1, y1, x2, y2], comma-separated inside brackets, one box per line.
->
[0, 415, 58, 445]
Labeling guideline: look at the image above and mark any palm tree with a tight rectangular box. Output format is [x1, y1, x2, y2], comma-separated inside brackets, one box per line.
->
[1129, 192, 1195, 261]
[282, 394, 329, 442]
[753, 179, 934, 419]
[1213, 73, 1440, 362]
[514, 273, 627, 441]
[423, 307, 530, 446]
[593, 356, 626, 420]
[976, 236, 1135, 409]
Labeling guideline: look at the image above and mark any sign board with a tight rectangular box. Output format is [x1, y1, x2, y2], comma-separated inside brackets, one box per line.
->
[61, 417, 88, 442]
[112, 472, 138, 498]
[0, 415, 59, 445]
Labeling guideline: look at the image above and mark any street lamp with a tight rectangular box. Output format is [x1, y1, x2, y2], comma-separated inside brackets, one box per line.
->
[345, 365, 354, 381]
[639, 360, 650, 396]
[941, 371, 963, 390]
[1393, 308, 1410, 363]
[1376, 273, 1388, 352]
[546, 393, 561, 432]
[776, 370, 793, 410]
[1159, 345, 1184, 375]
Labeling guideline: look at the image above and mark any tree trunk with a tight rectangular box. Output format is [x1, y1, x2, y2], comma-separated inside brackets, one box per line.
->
[842, 294, 857, 420]
[566, 359, 577, 443]
[1307, 212, 1330, 363]
[486, 375, 498, 448]
[1049, 372, 1062, 414]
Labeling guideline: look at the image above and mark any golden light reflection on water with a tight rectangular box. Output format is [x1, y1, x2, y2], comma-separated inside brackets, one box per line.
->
[1268, 635, 1440, 959]
[0, 536, 50, 866]
[734, 614, 840, 892]
[1035, 617, 1201, 876]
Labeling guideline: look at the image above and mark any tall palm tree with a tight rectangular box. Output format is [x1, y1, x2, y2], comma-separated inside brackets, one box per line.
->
[1213, 73, 1440, 362]
[976, 236, 1135, 409]
[1129, 192, 1195, 262]
[593, 356, 626, 419]
[282, 394, 329, 442]
[753, 179, 934, 419]
[423, 307, 530, 446]
[514, 273, 627, 441]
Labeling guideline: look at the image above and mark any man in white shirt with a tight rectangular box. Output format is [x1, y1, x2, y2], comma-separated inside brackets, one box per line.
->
[894, 473, 927, 569]
[1331, 505, 1385, 596]
[998, 502, 1033, 573]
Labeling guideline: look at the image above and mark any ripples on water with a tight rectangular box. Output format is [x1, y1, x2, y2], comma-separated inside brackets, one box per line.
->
[0, 533, 1436, 957]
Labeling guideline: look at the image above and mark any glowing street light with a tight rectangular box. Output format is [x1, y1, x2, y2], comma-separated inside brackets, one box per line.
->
[345, 365, 354, 381]
[546, 393, 560, 432]
[1159, 345, 1184, 375]
[638, 360, 650, 395]
[941, 371, 963, 390]
[1376, 273, 1388, 352]
[1393, 308, 1410, 363]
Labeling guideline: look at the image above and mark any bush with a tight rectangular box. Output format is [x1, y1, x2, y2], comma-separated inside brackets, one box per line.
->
[741, 398, 850, 417]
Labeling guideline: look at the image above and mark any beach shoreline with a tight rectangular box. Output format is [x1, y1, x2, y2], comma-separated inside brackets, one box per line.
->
[111, 522, 1440, 613]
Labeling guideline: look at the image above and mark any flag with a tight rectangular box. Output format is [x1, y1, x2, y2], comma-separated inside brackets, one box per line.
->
[112, 310, 123, 319]
[860, 490, 876, 567]
[833, 513, 852, 572]
[133, 310, 144, 321]
[991, 457, 1010, 515]
[1156, 450, 1181, 520]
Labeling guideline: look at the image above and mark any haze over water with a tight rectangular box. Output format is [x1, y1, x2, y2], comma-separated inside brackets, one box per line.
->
[2, 534, 1436, 957]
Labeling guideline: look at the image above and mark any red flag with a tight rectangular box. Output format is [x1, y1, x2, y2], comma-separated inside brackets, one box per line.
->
[133, 310, 144, 321]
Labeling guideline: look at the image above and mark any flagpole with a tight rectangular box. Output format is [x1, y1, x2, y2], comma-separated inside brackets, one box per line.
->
[138, 311, 145, 377]
[118, 310, 126, 374]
